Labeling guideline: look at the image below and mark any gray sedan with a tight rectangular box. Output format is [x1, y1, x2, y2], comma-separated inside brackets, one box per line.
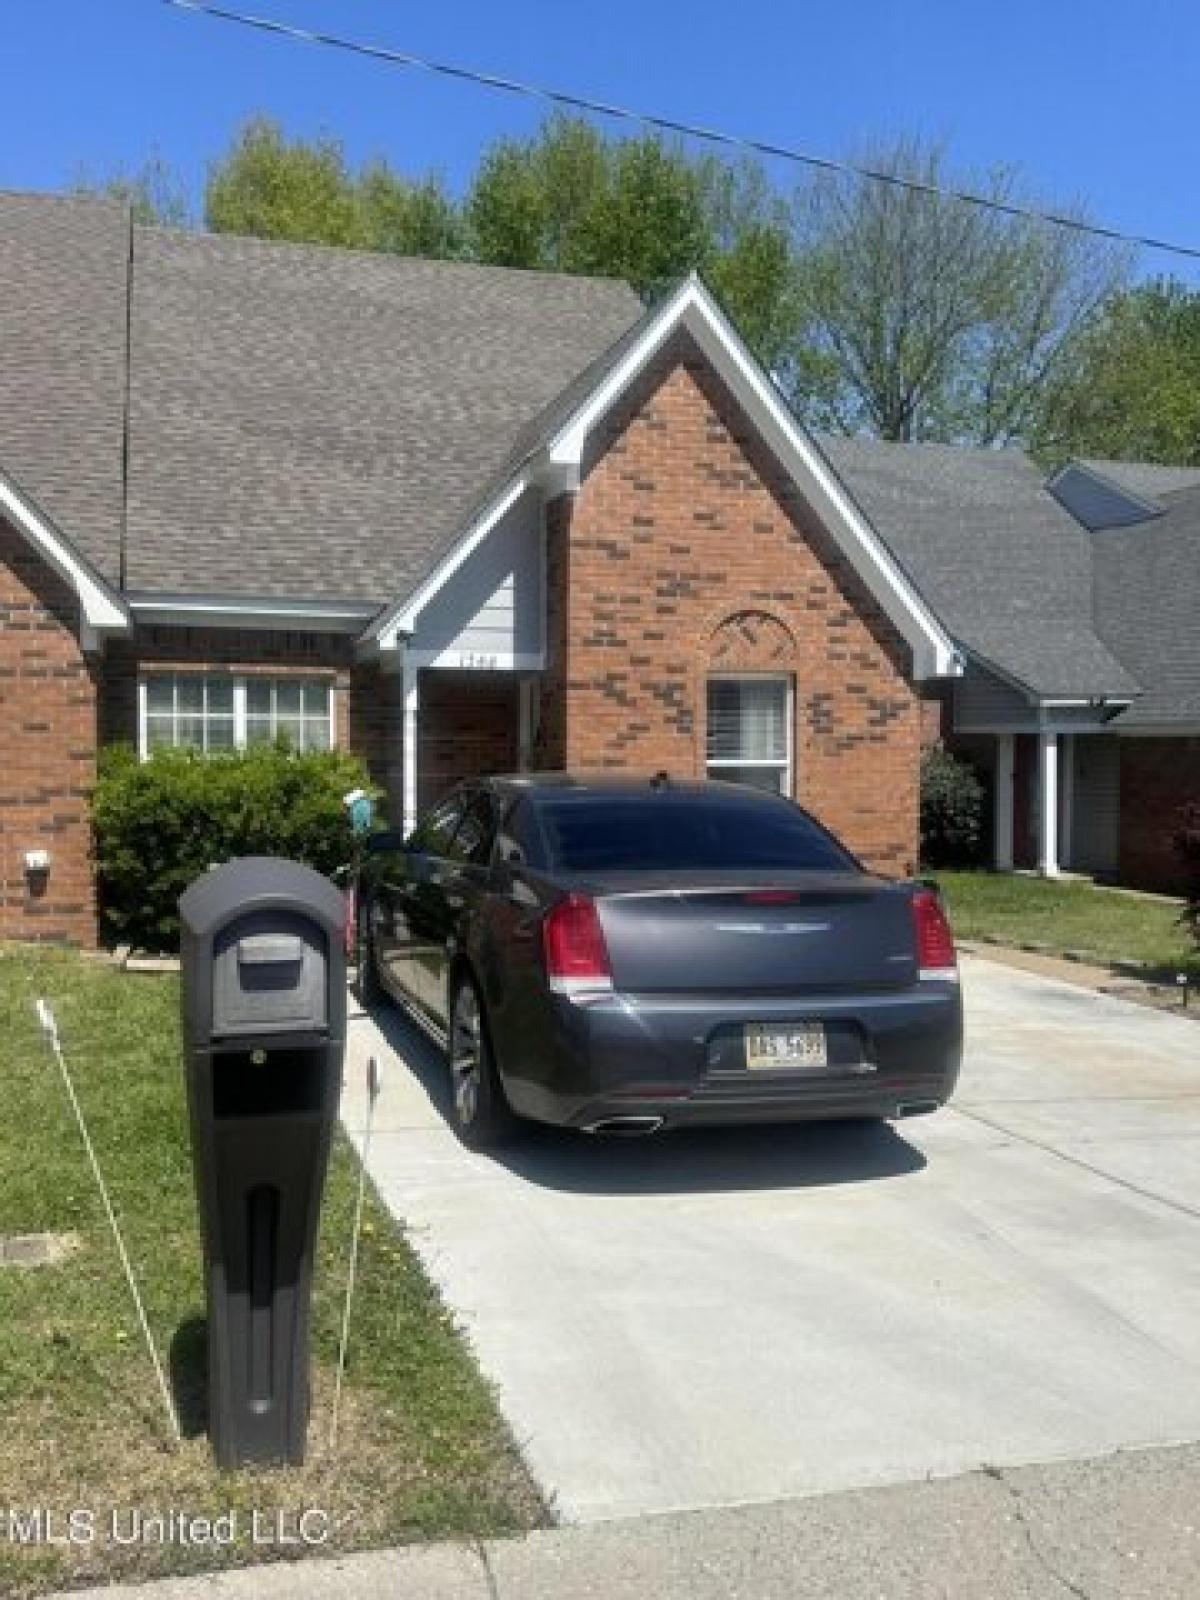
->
[359, 774, 962, 1148]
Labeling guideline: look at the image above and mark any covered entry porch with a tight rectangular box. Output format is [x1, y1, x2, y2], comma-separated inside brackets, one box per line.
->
[983, 729, 1120, 878]
[949, 660, 1127, 880]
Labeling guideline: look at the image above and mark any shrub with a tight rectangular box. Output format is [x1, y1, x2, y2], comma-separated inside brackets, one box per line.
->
[94, 742, 379, 951]
[920, 747, 986, 868]
[1176, 800, 1200, 950]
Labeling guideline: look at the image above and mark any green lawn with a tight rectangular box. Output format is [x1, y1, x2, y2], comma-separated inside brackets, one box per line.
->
[933, 871, 1199, 980]
[0, 947, 542, 1598]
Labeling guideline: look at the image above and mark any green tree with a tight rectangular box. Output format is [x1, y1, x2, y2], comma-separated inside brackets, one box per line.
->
[72, 155, 191, 226]
[785, 138, 1128, 444]
[205, 117, 363, 246]
[357, 162, 465, 258]
[205, 118, 465, 260]
[699, 156, 802, 372]
[1032, 280, 1200, 465]
[468, 116, 798, 362]
[468, 117, 709, 296]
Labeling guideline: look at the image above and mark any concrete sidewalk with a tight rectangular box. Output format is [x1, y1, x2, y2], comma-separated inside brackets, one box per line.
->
[50, 1442, 1200, 1599]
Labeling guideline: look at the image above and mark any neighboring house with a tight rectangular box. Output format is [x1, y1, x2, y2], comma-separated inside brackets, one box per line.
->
[0, 194, 1192, 947]
[0, 192, 955, 945]
[818, 442, 1200, 892]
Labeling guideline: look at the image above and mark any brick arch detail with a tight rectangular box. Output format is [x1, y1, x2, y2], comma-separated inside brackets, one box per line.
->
[705, 607, 797, 670]
[693, 607, 800, 786]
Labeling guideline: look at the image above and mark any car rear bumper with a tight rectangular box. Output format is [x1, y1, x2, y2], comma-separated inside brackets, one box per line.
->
[502, 984, 963, 1130]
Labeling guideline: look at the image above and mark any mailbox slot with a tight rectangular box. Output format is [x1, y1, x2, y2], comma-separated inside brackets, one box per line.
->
[212, 1049, 326, 1119]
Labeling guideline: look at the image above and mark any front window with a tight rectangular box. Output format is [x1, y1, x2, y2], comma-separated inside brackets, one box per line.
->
[140, 673, 334, 755]
[706, 675, 792, 795]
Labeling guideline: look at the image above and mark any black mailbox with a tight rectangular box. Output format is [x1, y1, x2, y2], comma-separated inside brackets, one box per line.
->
[179, 856, 346, 1469]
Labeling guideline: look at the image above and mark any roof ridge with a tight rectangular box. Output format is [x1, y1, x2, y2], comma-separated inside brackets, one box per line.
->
[135, 214, 640, 296]
[0, 185, 129, 213]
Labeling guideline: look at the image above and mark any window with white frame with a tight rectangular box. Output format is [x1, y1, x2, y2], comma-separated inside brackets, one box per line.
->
[140, 674, 333, 755]
[706, 675, 792, 795]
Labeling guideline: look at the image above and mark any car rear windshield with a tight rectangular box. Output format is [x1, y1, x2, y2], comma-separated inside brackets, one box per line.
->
[535, 792, 857, 874]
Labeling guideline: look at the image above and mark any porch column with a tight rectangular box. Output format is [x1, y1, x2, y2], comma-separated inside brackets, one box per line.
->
[401, 657, 419, 837]
[1060, 733, 1075, 872]
[1037, 730, 1060, 877]
[994, 733, 1015, 872]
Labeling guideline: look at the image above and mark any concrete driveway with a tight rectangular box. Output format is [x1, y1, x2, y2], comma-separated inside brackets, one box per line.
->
[341, 957, 1200, 1523]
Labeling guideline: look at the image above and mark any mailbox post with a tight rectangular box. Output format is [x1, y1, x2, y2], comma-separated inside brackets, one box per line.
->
[179, 856, 346, 1469]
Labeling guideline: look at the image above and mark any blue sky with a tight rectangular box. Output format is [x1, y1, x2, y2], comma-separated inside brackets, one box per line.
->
[4, 0, 1199, 279]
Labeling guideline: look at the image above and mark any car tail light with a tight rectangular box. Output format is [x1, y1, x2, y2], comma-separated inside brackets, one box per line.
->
[912, 887, 958, 982]
[543, 894, 613, 995]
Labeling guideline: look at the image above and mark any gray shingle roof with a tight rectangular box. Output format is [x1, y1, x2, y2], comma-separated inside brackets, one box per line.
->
[124, 225, 641, 602]
[1093, 484, 1200, 728]
[816, 435, 1139, 699]
[0, 191, 129, 583]
[0, 191, 1189, 721]
[0, 191, 642, 604]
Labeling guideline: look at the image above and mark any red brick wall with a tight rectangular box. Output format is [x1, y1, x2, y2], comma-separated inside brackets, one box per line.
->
[417, 670, 519, 813]
[920, 689, 950, 751]
[535, 335, 922, 875]
[0, 517, 98, 945]
[1119, 737, 1200, 893]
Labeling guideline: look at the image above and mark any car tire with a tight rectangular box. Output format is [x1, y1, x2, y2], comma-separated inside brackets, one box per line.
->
[448, 973, 519, 1150]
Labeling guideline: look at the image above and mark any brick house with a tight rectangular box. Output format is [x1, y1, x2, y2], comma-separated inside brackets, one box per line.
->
[0, 193, 1191, 945]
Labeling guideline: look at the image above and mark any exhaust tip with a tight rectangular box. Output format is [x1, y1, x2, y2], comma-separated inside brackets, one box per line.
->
[582, 1115, 665, 1136]
[894, 1099, 940, 1119]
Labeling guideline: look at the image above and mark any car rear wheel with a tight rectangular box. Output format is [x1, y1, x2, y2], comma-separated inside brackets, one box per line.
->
[448, 975, 518, 1150]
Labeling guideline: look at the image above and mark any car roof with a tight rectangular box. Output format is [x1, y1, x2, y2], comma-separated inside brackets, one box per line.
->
[483, 772, 789, 804]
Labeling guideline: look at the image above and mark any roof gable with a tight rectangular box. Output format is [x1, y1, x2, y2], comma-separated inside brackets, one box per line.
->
[369, 277, 959, 680]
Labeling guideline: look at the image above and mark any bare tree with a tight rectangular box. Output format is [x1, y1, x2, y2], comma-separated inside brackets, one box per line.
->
[784, 138, 1129, 445]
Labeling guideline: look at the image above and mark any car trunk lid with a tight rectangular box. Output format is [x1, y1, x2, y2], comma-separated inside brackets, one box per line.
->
[585, 872, 918, 994]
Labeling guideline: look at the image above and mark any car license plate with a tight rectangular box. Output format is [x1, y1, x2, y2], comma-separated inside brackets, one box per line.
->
[744, 1021, 827, 1071]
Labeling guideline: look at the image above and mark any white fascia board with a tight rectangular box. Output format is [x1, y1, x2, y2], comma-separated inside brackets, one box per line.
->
[0, 475, 129, 637]
[128, 594, 380, 633]
[545, 277, 960, 681]
[366, 472, 532, 654]
[1039, 695, 1134, 708]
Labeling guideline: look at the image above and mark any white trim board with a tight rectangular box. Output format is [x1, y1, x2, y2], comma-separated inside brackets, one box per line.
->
[0, 473, 129, 642]
[128, 595, 381, 633]
[363, 276, 961, 681]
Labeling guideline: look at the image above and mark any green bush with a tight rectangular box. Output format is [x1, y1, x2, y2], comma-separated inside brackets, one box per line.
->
[920, 747, 986, 868]
[94, 742, 378, 951]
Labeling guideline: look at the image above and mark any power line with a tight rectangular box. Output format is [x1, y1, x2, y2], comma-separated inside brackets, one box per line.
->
[162, 0, 1200, 264]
